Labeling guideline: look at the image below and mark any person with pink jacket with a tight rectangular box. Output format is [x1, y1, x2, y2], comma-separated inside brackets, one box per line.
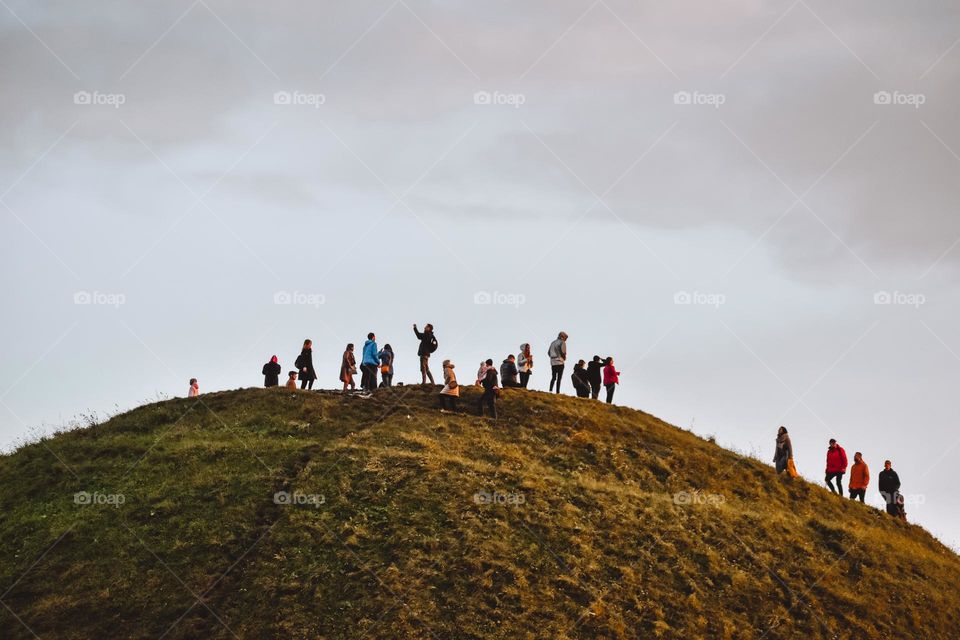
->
[602, 357, 620, 404]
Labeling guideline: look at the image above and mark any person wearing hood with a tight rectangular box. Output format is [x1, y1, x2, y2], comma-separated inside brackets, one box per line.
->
[571, 360, 591, 398]
[360, 332, 379, 392]
[340, 343, 357, 392]
[378, 344, 395, 388]
[295, 339, 317, 390]
[848, 452, 870, 502]
[547, 331, 568, 393]
[477, 358, 499, 419]
[602, 356, 620, 404]
[773, 426, 794, 476]
[518, 343, 534, 388]
[825, 439, 848, 496]
[586, 356, 603, 400]
[439, 359, 459, 411]
[262, 355, 282, 388]
[500, 355, 520, 387]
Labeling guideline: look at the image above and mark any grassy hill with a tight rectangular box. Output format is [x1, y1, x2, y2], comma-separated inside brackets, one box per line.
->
[1, 386, 958, 639]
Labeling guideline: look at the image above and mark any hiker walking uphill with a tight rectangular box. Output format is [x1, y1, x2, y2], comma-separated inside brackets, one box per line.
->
[360, 333, 379, 392]
[518, 343, 533, 388]
[548, 331, 568, 393]
[439, 359, 459, 412]
[586, 356, 603, 400]
[571, 360, 591, 398]
[477, 358, 499, 419]
[340, 343, 357, 392]
[413, 323, 438, 385]
[295, 339, 317, 390]
[262, 355, 281, 388]
[500, 355, 520, 388]
[825, 439, 848, 496]
[378, 344, 394, 388]
[773, 426, 797, 477]
[848, 452, 870, 502]
[602, 357, 620, 404]
[879, 460, 906, 520]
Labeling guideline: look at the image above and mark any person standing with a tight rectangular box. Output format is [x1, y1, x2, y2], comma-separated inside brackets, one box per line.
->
[262, 355, 281, 388]
[878, 460, 903, 518]
[547, 331, 568, 393]
[361, 332, 379, 392]
[518, 343, 533, 388]
[439, 359, 459, 412]
[773, 426, 794, 476]
[602, 356, 620, 404]
[295, 339, 317, 390]
[477, 358, 499, 419]
[571, 360, 591, 398]
[188, 378, 199, 397]
[413, 323, 438, 385]
[586, 355, 603, 400]
[379, 344, 395, 388]
[824, 439, 848, 496]
[848, 452, 870, 502]
[500, 355, 520, 387]
[340, 343, 357, 392]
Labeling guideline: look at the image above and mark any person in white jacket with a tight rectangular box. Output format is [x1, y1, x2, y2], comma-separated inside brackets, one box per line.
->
[439, 360, 459, 412]
[518, 343, 533, 388]
[547, 332, 568, 393]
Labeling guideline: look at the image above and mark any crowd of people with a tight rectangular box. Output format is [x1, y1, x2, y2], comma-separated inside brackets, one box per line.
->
[186, 322, 908, 522]
[773, 427, 907, 521]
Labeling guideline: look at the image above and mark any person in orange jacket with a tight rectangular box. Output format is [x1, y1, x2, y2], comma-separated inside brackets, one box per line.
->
[848, 451, 870, 502]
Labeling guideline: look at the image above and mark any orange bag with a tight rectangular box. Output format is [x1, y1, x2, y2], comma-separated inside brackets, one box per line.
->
[786, 458, 799, 478]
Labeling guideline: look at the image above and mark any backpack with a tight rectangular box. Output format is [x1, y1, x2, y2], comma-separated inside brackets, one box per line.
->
[428, 335, 438, 354]
[295, 354, 305, 370]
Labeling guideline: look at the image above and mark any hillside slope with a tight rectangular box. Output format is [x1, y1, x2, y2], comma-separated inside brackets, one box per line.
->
[1, 387, 958, 639]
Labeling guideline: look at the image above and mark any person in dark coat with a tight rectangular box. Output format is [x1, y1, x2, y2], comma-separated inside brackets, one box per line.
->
[500, 355, 520, 387]
[571, 360, 591, 398]
[878, 460, 903, 518]
[477, 359, 499, 419]
[379, 344, 394, 388]
[295, 339, 317, 390]
[262, 355, 282, 387]
[413, 323, 437, 385]
[586, 356, 603, 400]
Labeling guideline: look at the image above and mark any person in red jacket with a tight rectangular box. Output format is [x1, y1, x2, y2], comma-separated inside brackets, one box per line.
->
[602, 356, 620, 404]
[824, 438, 848, 496]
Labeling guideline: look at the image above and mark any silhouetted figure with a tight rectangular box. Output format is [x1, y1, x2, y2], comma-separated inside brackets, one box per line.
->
[477, 359, 499, 419]
[586, 356, 603, 400]
[500, 355, 520, 387]
[262, 355, 281, 387]
[413, 323, 438, 385]
[571, 360, 591, 398]
[879, 460, 905, 519]
[295, 339, 317, 390]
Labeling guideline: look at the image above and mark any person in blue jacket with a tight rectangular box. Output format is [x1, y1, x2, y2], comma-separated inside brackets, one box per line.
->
[361, 332, 379, 392]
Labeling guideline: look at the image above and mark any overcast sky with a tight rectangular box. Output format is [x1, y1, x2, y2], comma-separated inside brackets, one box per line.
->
[2, 0, 960, 548]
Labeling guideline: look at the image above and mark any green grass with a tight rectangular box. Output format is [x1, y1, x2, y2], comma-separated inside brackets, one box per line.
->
[1, 386, 957, 639]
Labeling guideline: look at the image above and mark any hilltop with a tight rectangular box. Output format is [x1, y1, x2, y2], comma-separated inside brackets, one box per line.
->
[1, 386, 958, 639]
